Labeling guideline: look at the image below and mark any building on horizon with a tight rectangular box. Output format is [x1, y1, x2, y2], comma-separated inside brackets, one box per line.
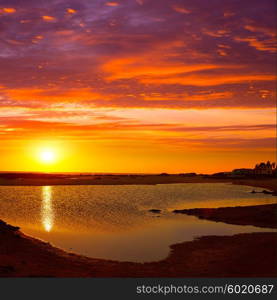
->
[230, 161, 276, 177]
[253, 161, 276, 175]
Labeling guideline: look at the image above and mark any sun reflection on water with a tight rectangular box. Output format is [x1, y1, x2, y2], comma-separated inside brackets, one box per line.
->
[41, 186, 54, 232]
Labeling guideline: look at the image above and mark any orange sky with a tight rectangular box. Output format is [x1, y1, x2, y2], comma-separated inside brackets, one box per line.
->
[0, 0, 276, 173]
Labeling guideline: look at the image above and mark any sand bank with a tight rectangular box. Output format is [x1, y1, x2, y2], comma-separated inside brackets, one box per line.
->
[173, 203, 277, 229]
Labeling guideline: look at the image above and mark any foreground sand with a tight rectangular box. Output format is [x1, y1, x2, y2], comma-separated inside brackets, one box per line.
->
[0, 202, 276, 277]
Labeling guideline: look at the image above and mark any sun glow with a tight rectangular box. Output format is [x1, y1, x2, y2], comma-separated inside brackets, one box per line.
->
[26, 141, 69, 171]
[39, 149, 57, 164]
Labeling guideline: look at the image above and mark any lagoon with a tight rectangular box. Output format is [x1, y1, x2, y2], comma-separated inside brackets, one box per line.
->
[0, 183, 275, 262]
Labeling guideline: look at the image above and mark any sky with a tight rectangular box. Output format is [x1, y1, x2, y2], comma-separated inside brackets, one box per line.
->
[0, 0, 276, 173]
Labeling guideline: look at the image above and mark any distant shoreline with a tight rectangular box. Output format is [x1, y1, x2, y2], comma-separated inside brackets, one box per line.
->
[0, 174, 276, 193]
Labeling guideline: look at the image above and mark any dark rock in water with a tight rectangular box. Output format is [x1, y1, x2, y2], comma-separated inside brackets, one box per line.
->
[250, 190, 277, 196]
[262, 190, 273, 194]
[149, 209, 161, 213]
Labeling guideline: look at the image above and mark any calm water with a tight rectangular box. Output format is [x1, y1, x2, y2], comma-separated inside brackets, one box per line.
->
[0, 183, 276, 262]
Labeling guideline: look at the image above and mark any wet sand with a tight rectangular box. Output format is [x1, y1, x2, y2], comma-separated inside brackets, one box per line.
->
[0, 219, 276, 277]
[173, 203, 277, 229]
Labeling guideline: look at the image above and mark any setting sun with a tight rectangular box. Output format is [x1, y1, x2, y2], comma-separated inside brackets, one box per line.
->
[39, 149, 57, 164]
